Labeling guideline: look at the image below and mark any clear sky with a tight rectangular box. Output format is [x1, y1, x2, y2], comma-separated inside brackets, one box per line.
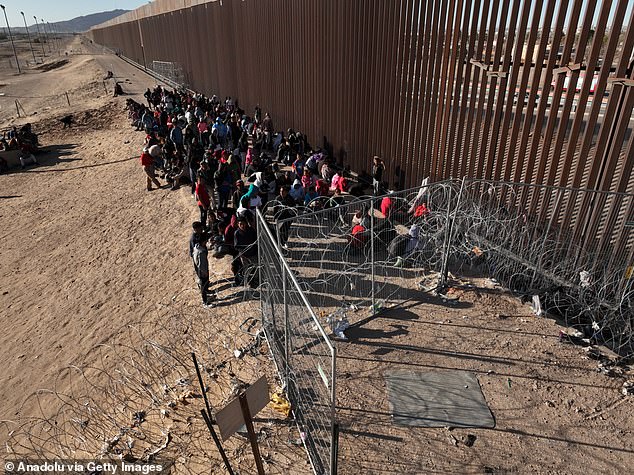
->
[0, 1, 148, 28]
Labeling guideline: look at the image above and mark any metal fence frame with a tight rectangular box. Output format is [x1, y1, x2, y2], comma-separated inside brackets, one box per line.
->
[256, 209, 337, 475]
[149, 60, 187, 87]
[273, 178, 634, 355]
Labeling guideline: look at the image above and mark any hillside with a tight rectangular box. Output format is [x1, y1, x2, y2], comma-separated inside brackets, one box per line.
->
[14, 10, 129, 34]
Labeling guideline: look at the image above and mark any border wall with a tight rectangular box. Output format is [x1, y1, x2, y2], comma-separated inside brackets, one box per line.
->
[89, 0, 634, 189]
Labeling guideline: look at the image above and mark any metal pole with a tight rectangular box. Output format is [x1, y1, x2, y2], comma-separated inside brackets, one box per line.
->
[191, 353, 234, 475]
[33, 16, 45, 57]
[238, 393, 265, 475]
[21, 12, 36, 65]
[370, 203, 375, 314]
[330, 347, 337, 475]
[46, 22, 57, 54]
[282, 261, 290, 388]
[40, 19, 50, 54]
[531, 189, 564, 287]
[137, 19, 147, 70]
[0, 5, 21, 74]
[440, 178, 466, 290]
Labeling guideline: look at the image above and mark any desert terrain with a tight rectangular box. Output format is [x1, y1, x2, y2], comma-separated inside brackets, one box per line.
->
[0, 34, 632, 475]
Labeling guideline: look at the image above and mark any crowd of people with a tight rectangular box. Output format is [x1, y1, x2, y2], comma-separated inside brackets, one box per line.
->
[0, 124, 40, 172]
[128, 85, 383, 306]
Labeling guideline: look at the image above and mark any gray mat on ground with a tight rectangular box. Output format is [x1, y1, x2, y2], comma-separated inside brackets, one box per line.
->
[385, 370, 495, 428]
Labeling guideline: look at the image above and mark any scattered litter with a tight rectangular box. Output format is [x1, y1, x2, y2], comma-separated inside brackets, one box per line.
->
[144, 430, 171, 461]
[622, 381, 634, 397]
[269, 389, 291, 418]
[233, 326, 266, 357]
[531, 295, 543, 316]
[584, 346, 602, 360]
[132, 411, 146, 425]
[597, 361, 623, 377]
[579, 270, 592, 288]
[291, 431, 307, 446]
[371, 300, 386, 314]
[437, 292, 459, 304]
[326, 307, 351, 340]
[507, 378, 512, 389]
[418, 276, 439, 292]
[229, 377, 248, 398]
[462, 434, 477, 447]
[174, 391, 193, 405]
[559, 330, 590, 346]
[101, 434, 121, 455]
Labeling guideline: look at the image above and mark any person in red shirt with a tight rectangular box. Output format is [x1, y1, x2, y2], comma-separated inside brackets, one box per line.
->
[381, 195, 394, 219]
[195, 175, 211, 229]
[140, 148, 161, 191]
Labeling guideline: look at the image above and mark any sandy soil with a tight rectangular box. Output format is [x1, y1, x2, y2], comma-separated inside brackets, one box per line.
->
[0, 36, 308, 474]
[333, 280, 634, 474]
[0, 35, 632, 475]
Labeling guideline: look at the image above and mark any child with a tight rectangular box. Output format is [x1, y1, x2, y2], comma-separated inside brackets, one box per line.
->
[304, 185, 319, 206]
[290, 178, 305, 204]
[301, 169, 314, 190]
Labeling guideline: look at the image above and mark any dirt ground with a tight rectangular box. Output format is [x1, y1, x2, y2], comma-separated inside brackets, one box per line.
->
[0, 35, 632, 475]
[0, 36, 308, 475]
[333, 278, 634, 474]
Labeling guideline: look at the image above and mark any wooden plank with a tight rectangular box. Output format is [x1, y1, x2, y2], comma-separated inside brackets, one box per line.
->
[215, 376, 270, 441]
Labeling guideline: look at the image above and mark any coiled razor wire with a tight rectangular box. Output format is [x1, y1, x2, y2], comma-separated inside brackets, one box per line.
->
[1, 292, 307, 474]
[266, 179, 634, 358]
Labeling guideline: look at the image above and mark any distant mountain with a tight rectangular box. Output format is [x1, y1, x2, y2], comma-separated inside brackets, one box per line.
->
[52, 10, 130, 33]
[14, 10, 129, 34]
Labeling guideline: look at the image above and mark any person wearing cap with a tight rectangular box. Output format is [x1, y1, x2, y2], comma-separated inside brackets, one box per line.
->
[140, 147, 162, 191]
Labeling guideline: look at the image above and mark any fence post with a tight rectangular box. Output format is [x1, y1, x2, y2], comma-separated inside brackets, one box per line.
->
[370, 198, 376, 314]
[440, 178, 466, 289]
[257, 216, 265, 336]
[330, 349, 338, 475]
[282, 261, 290, 388]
